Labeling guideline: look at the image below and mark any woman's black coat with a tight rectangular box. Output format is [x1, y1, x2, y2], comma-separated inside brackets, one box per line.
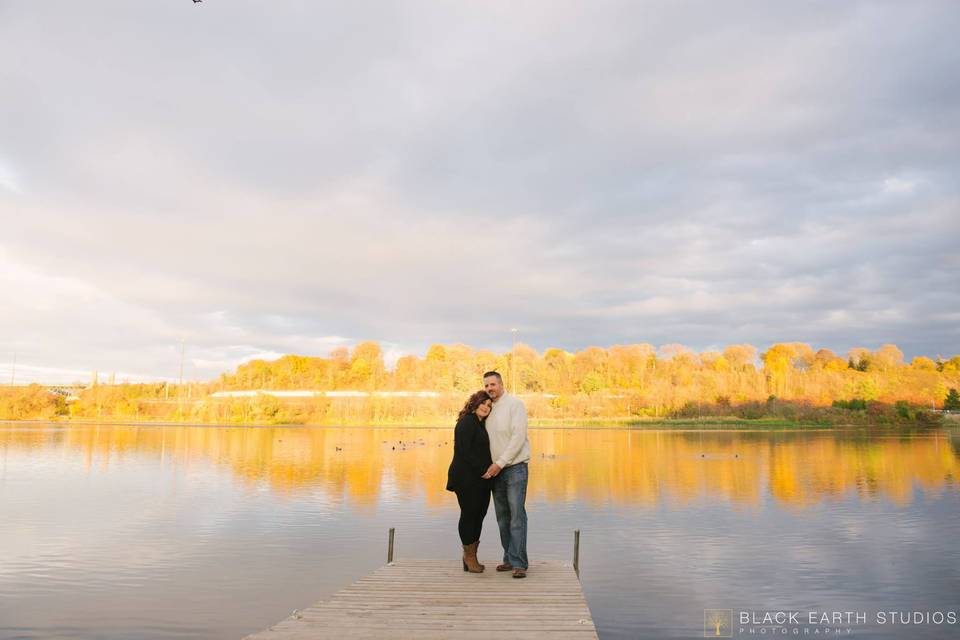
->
[446, 412, 493, 492]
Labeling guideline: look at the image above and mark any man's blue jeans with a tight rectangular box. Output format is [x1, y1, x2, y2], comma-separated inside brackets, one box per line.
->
[492, 461, 528, 570]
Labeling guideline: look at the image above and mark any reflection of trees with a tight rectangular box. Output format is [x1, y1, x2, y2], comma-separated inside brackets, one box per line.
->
[1, 426, 957, 509]
[947, 429, 960, 464]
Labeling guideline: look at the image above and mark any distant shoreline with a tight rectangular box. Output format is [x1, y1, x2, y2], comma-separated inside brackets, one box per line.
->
[2, 416, 954, 430]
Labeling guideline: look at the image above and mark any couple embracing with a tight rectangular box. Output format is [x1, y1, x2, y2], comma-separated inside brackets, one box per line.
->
[445, 371, 530, 579]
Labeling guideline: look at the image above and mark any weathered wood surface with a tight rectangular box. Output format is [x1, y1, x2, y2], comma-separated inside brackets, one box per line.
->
[244, 559, 597, 639]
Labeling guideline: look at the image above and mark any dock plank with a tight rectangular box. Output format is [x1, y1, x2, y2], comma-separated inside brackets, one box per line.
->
[244, 559, 597, 639]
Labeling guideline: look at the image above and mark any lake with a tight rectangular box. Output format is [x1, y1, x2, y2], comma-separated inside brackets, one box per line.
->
[2, 423, 959, 639]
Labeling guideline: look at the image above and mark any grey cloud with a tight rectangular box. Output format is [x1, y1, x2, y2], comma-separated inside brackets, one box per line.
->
[1, 0, 958, 379]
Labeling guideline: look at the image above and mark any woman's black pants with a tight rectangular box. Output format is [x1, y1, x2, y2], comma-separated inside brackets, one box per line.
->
[455, 483, 491, 545]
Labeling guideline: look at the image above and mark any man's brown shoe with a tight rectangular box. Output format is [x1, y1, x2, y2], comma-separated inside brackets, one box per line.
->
[512, 568, 527, 579]
[496, 562, 513, 572]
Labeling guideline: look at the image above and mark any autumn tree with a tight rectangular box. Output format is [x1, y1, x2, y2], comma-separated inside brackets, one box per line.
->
[543, 348, 574, 394]
[512, 343, 542, 392]
[472, 349, 498, 381]
[699, 351, 724, 371]
[573, 347, 608, 391]
[815, 348, 847, 372]
[425, 344, 450, 390]
[722, 344, 757, 371]
[872, 344, 905, 371]
[847, 347, 872, 372]
[945, 388, 960, 411]
[608, 344, 654, 388]
[350, 341, 385, 389]
[658, 343, 694, 362]
[394, 355, 421, 389]
[776, 343, 811, 371]
[762, 343, 796, 396]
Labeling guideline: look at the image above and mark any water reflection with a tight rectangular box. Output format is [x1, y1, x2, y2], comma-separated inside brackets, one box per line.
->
[2, 425, 957, 508]
[2, 424, 960, 640]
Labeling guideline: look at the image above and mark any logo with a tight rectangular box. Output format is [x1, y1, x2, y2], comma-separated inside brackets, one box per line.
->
[705, 609, 733, 637]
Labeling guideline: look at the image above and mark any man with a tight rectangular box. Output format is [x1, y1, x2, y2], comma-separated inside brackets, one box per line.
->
[480, 370, 531, 578]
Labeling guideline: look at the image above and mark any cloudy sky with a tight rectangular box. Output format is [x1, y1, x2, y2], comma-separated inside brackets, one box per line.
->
[1, 0, 958, 383]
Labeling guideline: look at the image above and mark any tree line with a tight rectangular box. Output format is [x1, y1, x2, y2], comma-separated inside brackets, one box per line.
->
[1, 341, 958, 424]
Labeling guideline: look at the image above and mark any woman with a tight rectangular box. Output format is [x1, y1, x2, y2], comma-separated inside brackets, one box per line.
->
[446, 390, 494, 573]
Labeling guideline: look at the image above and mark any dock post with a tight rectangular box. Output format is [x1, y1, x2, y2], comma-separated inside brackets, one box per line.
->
[573, 529, 580, 578]
[387, 527, 395, 564]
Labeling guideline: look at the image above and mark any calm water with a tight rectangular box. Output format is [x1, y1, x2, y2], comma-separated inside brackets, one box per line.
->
[2, 424, 959, 639]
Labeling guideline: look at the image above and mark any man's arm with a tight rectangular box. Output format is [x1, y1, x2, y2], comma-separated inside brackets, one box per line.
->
[494, 399, 528, 468]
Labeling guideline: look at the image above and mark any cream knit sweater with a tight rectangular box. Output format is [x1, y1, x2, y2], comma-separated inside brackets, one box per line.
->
[485, 392, 531, 468]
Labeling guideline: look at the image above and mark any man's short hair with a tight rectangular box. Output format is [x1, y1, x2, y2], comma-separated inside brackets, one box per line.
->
[483, 371, 502, 381]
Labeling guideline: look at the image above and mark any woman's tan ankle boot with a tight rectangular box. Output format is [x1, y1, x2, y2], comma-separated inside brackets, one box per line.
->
[462, 542, 484, 573]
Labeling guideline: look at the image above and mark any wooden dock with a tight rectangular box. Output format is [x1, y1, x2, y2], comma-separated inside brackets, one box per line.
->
[244, 558, 597, 639]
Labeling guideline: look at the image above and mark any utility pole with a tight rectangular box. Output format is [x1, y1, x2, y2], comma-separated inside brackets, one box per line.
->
[511, 328, 518, 395]
[9, 352, 15, 385]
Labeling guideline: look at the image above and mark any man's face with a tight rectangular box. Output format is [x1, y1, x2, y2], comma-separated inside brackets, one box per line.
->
[484, 375, 504, 400]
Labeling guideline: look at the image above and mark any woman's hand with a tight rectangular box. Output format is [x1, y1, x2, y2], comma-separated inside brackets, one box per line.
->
[481, 463, 502, 479]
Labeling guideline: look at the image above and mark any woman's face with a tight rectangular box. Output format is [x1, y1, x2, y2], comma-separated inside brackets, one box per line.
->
[475, 399, 493, 418]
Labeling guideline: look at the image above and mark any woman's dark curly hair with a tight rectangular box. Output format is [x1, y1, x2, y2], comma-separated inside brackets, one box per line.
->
[458, 390, 492, 421]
